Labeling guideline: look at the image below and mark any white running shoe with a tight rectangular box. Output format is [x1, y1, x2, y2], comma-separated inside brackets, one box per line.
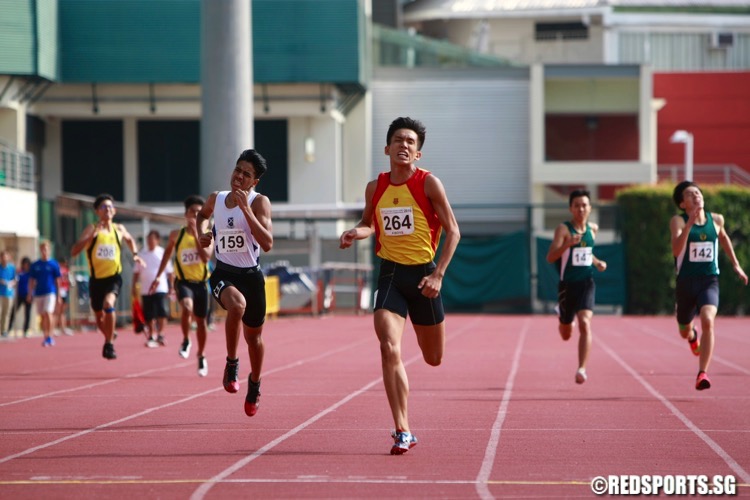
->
[575, 368, 587, 384]
[198, 356, 208, 377]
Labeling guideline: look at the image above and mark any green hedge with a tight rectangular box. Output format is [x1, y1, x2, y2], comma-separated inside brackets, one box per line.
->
[617, 184, 750, 315]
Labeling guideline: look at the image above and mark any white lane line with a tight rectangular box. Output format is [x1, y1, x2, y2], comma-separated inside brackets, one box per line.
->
[623, 319, 750, 376]
[0, 361, 196, 408]
[598, 335, 750, 483]
[0, 336, 373, 464]
[190, 317, 483, 500]
[475, 318, 530, 500]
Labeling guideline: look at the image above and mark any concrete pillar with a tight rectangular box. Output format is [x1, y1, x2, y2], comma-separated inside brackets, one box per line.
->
[200, 0, 253, 195]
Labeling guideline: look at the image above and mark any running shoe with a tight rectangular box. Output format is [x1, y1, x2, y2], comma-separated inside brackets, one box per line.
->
[695, 371, 711, 391]
[145, 337, 160, 349]
[390, 430, 418, 455]
[102, 342, 117, 360]
[179, 338, 191, 359]
[198, 356, 208, 377]
[575, 367, 587, 384]
[156, 334, 166, 346]
[244, 374, 261, 417]
[223, 358, 240, 393]
[688, 328, 700, 356]
[63, 328, 74, 336]
[42, 336, 55, 347]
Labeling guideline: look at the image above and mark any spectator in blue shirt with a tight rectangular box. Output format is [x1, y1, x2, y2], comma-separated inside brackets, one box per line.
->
[8, 257, 32, 338]
[0, 250, 16, 337]
[28, 241, 62, 347]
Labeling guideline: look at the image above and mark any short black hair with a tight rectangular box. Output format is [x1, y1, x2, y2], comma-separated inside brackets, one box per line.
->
[672, 181, 700, 208]
[237, 149, 268, 179]
[93, 193, 114, 209]
[183, 195, 205, 211]
[569, 189, 591, 206]
[147, 229, 160, 240]
[386, 117, 427, 150]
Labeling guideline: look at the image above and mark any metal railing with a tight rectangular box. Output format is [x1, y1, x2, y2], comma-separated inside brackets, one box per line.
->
[658, 164, 750, 186]
[0, 144, 35, 191]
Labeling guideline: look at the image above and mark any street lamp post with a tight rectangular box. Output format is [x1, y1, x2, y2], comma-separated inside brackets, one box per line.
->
[670, 130, 694, 181]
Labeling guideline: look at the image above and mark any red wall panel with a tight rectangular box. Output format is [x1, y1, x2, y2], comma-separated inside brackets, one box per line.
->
[655, 72, 750, 173]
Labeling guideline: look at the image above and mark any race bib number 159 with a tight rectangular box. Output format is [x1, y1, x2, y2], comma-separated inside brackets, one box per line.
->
[217, 229, 248, 254]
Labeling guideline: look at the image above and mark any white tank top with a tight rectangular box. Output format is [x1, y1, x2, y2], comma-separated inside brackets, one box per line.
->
[212, 191, 261, 268]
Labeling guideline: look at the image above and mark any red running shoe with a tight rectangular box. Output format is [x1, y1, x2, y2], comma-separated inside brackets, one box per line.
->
[244, 375, 261, 417]
[695, 371, 711, 391]
[223, 359, 239, 393]
[688, 328, 700, 356]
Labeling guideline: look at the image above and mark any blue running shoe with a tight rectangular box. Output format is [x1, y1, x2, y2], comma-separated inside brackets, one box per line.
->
[390, 430, 418, 455]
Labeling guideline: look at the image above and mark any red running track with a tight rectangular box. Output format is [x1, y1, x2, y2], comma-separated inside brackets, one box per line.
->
[0, 314, 748, 499]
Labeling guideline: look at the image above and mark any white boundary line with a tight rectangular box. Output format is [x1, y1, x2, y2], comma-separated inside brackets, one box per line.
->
[622, 319, 750, 376]
[189, 317, 483, 500]
[475, 318, 530, 500]
[0, 336, 372, 465]
[597, 335, 750, 483]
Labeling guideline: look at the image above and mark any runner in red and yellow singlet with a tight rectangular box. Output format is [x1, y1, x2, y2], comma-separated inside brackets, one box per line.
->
[340, 117, 460, 455]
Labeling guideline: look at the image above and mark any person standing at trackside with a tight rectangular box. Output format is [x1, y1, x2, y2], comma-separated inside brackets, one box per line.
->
[151, 195, 214, 377]
[339, 117, 461, 455]
[8, 257, 32, 338]
[55, 258, 74, 336]
[0, 250, 16, 338]
[71, 193, 144, 360]
[196, 149, 273, 417]
[545, 189, 607, 385]
[134, 230, 173, 349]
[27, 241, 62, 347]
[670, 181, 747, 391]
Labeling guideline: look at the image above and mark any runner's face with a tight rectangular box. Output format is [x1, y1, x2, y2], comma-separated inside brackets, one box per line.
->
[680, 186, 703, 210]
[385, 129, 421, 166]
[185, 204, 202, 221]
[569, 196, 591, 224]
[231, 161, 258, 191]
[97, 201, 116, 221]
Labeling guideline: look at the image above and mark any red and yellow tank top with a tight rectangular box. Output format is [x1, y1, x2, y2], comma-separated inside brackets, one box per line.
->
[174, 227, 208, 282]
[87, 226, 122, 279]
[372, 168, 441, 265]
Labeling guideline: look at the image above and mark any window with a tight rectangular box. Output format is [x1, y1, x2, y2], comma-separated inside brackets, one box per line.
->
[535, 22, 589, 41]
[62, 120, 124, 199]
[138, 120, 200, 202]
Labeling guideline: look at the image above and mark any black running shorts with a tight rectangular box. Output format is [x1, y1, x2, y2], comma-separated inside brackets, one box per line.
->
[141, 293, 170, 322]
[675, 275, 719, 325]
[557, 277, 595, 325]
[175, 280, 209, 319]
[209, 264, 266, 328]
[88, 274, 122, 312]
[374, 259, 445, 326]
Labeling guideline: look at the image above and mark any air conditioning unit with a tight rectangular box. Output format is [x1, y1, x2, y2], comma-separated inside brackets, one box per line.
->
[710, 32, 734, 49]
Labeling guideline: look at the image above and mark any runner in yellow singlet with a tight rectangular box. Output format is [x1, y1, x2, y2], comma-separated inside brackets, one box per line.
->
[71, 193, 143, 360]
[151, 195, 214, 377]
[339, 117, 460, 455]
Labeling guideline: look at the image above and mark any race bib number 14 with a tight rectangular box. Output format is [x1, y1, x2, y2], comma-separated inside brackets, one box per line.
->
[572, 247, 593, 266]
